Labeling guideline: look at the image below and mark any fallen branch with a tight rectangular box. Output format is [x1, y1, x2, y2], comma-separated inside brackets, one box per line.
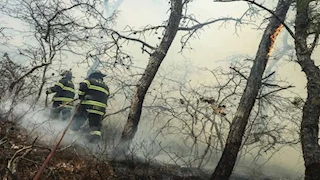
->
[6, 137, 38, 179]
[57, 136, 83, 152]
[7, 145, 33, 177]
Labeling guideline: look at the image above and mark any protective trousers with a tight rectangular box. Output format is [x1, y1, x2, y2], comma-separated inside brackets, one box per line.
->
[70, 104, 103, 142]
[50, 102, 72, 121]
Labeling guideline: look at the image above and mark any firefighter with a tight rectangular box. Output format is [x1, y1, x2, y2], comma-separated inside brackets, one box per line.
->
[46, 70, 75, 121]
[70, 70, 109, 143]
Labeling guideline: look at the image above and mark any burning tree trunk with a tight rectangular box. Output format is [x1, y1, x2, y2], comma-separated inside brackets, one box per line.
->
[211, 0, 292, 179]
[294, 1, 320, 179]
[120, 0, 183, 143]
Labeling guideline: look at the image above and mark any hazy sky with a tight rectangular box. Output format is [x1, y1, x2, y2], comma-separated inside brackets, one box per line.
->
[1, 0, 314, 98]
[109, 0, 313, 98]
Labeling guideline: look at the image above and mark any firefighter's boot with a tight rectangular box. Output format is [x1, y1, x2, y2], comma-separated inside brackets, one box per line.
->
[86, 130, 101, 144]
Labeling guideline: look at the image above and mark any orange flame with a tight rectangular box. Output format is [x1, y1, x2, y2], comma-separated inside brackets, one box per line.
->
[267, 24, 284, 57]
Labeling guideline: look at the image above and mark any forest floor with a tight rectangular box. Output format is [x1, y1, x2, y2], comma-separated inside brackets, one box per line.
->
[0, 120, 291, 180]
[0, 120, 212, 180]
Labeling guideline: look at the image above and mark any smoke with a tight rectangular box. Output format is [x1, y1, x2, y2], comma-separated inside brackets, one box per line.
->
[0, 99, 103, 154]
[0, 97, 304, 179]
[104, 110, 303, 179]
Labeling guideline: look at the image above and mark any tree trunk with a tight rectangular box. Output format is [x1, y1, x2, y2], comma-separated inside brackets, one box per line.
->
[294, 1, 320, 179]
[211, 0, 292, 179]
[298, 57, 320, 180]
[120, 0, 183, 143]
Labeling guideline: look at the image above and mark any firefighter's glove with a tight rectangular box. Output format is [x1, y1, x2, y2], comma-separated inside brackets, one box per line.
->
[45, 90, 50, 95]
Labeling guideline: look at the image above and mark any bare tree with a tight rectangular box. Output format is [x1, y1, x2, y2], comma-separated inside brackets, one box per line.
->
[293, 0, 320, 179]
[117, 0, 256, 145]
[0, 52, 41, 121]
[119, 0, 184, 143]
[145, 61, 298, 171]
[0, 0, 125, 101]
[210, 0, 292, 179]
[258, 27, 295, 134]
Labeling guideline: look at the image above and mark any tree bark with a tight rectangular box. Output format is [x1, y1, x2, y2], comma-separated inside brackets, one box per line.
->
[294, 1, 320, 179]
[120, 0, 183, 143]
[211, 0, 292, 179]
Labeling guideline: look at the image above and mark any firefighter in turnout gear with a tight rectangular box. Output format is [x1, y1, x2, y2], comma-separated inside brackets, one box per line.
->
[71, 70, 109, 143]
[46, 70, 75, 121]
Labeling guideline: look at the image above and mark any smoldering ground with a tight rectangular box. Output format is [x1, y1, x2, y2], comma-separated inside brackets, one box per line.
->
[0, 99, 304, 180]
[104, 112, 304, 179]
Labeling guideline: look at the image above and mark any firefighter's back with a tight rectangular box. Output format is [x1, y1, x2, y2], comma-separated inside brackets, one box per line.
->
[52, 78, 75, 106]
[80, 77, 109, 116]
[85, 78, 109, 104]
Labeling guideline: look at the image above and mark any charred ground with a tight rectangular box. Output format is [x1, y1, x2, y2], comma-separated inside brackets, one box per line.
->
[0, 120, 292, 180]
[0, 120, 211, 180]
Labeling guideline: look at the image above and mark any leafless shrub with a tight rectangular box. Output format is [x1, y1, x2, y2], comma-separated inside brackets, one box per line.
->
[134, 59, 300, 172]
[0, 0, 134, 105]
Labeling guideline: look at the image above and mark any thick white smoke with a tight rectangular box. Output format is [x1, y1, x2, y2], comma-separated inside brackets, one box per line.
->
[1, 99, 100, 152]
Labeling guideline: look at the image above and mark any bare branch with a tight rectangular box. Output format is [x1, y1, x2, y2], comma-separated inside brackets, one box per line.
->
[214, 0, 295, 39]
[9, 63, 50, 91]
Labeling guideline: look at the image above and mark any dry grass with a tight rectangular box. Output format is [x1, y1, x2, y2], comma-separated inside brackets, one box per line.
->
[0, 120, 209, 180]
